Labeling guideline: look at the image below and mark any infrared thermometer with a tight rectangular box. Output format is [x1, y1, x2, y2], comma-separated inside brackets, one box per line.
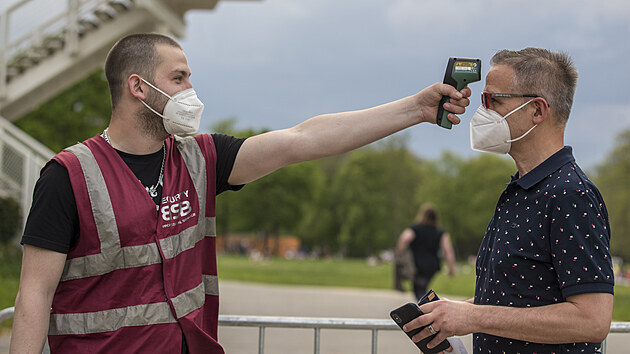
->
[436, 57, 481, 129]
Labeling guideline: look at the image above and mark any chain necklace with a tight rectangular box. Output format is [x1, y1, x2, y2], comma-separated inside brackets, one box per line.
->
[102, 128, 165, 198]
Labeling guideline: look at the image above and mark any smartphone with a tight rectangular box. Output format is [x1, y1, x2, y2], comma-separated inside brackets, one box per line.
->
[390, 289, 451, 353]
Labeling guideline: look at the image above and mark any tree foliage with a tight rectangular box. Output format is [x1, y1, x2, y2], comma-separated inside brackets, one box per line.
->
[325, 139, 423, 257]
[210, 117, 519, 258]
[212, 119, 324, 255]
[11, 68, 544, 259]
[16, 70, 110, 152]
[596, 129, 630, 261]
[416, 152, 515, 258]
[0, 196, 21, 245]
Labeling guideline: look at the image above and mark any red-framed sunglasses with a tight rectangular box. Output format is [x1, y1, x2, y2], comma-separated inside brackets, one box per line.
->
[481, 92, 540, 109]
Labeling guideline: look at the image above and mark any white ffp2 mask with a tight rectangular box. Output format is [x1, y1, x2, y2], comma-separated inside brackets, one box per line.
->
[469, 99, 536, 154]
[139, 78, 205, 135]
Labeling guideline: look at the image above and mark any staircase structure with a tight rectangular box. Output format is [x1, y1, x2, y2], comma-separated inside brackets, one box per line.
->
[0, 0, 257, 234]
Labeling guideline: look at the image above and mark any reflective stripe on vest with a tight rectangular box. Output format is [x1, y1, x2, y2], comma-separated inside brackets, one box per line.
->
[50, 136, 217, 335]
[49, 275, 219, 335]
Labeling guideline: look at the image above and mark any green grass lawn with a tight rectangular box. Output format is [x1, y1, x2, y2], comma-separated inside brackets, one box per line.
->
[217, 254, 630, 322]
[217, 254, 477, 296]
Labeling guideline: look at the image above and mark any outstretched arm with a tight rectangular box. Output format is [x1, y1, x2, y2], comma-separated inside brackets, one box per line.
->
[228, 83, 471, 185]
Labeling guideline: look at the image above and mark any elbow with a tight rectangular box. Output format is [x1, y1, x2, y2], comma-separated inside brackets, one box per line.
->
[589, 319, 612, 343]
[580, 314, 612, 343]
[567, 292, 613, 343]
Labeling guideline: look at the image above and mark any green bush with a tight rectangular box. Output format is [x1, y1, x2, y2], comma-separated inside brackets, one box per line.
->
[0, 196, 21, 245]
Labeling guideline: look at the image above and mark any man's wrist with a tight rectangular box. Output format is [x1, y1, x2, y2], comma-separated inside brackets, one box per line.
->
[406, 93, 426, 125]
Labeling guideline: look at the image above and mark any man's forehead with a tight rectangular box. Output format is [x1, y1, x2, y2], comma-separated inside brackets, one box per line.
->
[485, 65, 515, 90]
[156, 45, 190, 74]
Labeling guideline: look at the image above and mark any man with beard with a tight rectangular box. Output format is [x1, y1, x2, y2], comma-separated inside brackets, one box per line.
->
[10, 33, 471, 353]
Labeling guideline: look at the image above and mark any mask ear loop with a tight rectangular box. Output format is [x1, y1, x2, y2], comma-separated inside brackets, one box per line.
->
[137, 77, 174, 120]
[504, 99, 537, 143]
[140, 78, 174, 100]
[506, 124, 537, 143]
[139, 99, 168, 120]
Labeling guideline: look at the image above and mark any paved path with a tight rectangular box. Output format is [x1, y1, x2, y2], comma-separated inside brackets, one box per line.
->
[218, 281, 471, 353]
[1, 281, 628, 353]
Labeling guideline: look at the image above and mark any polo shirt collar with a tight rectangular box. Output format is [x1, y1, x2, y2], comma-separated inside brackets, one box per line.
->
[510, 146, 575, 190]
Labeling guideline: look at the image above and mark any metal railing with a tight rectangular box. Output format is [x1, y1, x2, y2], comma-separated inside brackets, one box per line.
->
[0, 115, 54, 233]
[2, 307, 630, 354]
[0, 0, 135, 101]
[219, 315, 397, 354]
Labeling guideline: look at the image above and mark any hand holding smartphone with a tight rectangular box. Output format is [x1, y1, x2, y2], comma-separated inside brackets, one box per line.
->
[390, 289, 451, 354]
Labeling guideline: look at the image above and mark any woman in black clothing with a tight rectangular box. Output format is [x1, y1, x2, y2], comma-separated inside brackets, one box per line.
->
[395, 203, 456, 301]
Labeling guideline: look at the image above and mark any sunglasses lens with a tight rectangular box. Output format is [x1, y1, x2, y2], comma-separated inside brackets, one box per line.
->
[482, 92, 490, 109]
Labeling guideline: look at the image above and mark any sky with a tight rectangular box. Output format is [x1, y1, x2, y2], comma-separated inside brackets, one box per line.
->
[2, 0, 629, 172]
[178, 0, 630, 172]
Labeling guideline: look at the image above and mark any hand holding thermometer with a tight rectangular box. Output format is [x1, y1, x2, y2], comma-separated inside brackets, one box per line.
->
[436, 57, 481, 129]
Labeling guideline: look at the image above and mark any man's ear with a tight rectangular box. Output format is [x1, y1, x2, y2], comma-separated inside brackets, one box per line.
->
[127, 74, 147, 100]
[532, 97, 549, 125]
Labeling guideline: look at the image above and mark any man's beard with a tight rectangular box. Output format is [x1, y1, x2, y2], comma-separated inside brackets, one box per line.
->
[137, 90, 170, 141]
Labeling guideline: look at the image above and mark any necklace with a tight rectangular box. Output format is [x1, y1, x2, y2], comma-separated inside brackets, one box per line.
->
[102, 128, 165, 198]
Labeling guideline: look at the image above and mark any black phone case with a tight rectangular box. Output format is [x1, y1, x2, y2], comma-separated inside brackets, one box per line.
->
[389, 290, 451, 353]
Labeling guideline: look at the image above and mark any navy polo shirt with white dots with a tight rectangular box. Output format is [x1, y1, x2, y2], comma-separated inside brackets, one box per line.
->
[474, 146, 614, 353]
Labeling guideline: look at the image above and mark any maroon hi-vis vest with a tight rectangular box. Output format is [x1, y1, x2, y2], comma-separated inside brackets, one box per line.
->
[48, 134, 223, 353]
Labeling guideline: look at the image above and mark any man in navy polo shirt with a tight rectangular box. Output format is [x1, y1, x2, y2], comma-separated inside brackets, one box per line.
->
[403, 48, 614, 353]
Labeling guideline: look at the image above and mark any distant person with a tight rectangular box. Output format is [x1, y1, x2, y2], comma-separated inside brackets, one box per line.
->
[9, 33, 471, 354]
[395, 203, 456, 300]
[403, 48, 614, 353]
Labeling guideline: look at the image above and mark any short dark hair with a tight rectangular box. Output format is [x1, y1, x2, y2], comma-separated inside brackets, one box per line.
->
[490, 48, 578, 125]
[104, 33, 182, 111]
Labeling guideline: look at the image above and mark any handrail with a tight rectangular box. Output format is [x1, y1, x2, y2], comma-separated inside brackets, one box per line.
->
[219, 315, 396, 354]
[0, 306, 14, 323]
[3, 0, 110, 58]
[0, 115, 55, 159]
[219, 314, 396, 330]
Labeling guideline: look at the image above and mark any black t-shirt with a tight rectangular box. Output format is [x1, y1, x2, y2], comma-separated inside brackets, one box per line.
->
[21, 133, 246, 254]
[409, 224, 443, 277]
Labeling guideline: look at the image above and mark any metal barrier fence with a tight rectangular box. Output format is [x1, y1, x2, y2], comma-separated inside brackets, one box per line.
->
[2, 307, 630, 354]
[219, 315, 395, 354]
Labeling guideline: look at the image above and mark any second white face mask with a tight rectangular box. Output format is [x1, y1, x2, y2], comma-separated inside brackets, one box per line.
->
[139, 78, 205, 135]
[469, 99, 536, 154]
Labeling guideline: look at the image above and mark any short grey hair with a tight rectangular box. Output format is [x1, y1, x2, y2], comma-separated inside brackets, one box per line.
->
[490, 48, 578, 125]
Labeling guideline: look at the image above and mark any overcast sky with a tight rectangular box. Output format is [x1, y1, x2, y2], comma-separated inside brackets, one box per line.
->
[177, 0, 630, 172]
[2, 0, 628, 172]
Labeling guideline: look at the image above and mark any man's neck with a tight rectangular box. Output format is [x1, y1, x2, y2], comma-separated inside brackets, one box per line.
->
[510, 138, 564, 177]
[106, 115, 166, 155]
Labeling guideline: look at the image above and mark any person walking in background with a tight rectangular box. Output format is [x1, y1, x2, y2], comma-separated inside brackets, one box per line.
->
[395, 203, 456, 300]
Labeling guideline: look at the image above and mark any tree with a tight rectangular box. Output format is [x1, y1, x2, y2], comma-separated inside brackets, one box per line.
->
[416, 152, 515, 258]
[596, 129, 630, 261]
[323, 137, 424, 257]
[16, 70, 110, 152]
[232, 162, 323, 255]
[211, 118, 324, 256]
